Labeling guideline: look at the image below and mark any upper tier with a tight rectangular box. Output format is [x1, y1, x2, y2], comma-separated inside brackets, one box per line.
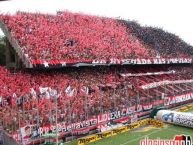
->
[0, 11, 193, 68]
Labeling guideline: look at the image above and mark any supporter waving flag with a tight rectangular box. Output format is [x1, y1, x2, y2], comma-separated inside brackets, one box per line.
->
[65, 85, 76, 97]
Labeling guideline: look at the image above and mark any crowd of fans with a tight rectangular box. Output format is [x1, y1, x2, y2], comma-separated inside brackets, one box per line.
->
[120, 20, 193, 57]
[1, 11, 193, 138]
[0, 11, 149, 65]
[0, 65, 193, 132]
[1, 11, 192, 67]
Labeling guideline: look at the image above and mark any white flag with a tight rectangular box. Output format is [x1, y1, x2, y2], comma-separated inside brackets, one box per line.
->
[49, 88, 58, 97]
[30, 88, 37, 97]
[39, 87, 49, 94]
[81, 86, 89, 94]
[65, 86, 76, 97]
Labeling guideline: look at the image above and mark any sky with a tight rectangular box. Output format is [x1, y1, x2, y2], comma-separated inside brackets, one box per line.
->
[0, 0, 193, 45]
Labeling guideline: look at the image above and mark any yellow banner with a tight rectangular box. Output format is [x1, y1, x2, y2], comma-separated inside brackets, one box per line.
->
[176, 104, 193, 112]
[78, 135, 97, 145]
[112, 126, 128, 136]
[96, 130, 112, 140]
[148, 118, 164, 128]
[77, 118, 162, 145]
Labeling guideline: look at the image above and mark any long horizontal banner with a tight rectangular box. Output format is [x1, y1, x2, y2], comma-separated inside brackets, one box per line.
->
[12, 106, 136, 144]
[120, 70, 175, 77]
[164, 92, 193, 105]
[92, 58, 192, 65]
[176, 104, 193, 112]
[32, 58, 193, 68]
[37, 107, 136, 135]
[141, 79, 193, 90]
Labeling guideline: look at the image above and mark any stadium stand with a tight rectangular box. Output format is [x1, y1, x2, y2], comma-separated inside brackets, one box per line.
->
[119, 20, 193, 57]
[0, 12, 148, 67]
[0, 12, 193, 68]
[0, 11, 193, 144]
[1, 66, 193, 131]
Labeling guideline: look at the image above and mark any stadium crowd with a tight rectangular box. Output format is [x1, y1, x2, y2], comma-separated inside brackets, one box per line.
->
[120, 20, 193, 57]
[1, 11, 193, 138]
[0, 11, 148, 65]
[1, 11, 192, 67]
[1, 65, 193, 131]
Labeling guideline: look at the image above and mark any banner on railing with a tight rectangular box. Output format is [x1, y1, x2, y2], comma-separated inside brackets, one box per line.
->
[11, 101, 164, 145]
[33, 58, 193, 68]
[83, 58, 192, 65]
[141, 79, 193, 90]
[164, 92, 193, 105]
